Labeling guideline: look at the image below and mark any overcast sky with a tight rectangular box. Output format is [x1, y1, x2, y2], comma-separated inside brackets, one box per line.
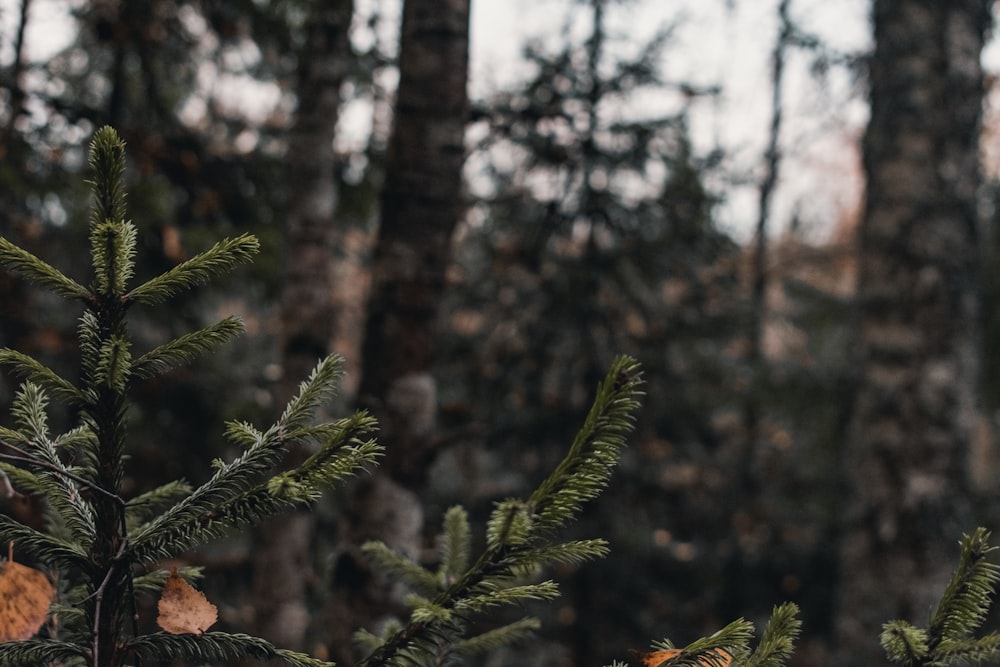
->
[470, 1, 873, 241]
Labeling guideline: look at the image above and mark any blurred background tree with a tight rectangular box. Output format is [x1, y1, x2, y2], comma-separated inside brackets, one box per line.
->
[835, 3, 992, 667]
[1, 1, 999, 666]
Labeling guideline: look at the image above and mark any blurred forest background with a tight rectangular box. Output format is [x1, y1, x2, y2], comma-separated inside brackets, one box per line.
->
[1, 0, 999, 666]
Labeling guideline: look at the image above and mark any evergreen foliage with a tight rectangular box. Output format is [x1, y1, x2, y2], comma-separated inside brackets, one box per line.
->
[0, 126, 652, 666]
[354, 355, 644, 667]
[606, 603, 800, 667]
[881, 528, 1000, 667]
[0, 126, 379, 667]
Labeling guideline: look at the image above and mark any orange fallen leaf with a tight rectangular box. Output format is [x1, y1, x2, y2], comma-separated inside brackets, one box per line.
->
[633, 647, 733, 667]
[634, 648, 683, 667]
[0, 542, 55, 641]
[157, 567, 217, 635]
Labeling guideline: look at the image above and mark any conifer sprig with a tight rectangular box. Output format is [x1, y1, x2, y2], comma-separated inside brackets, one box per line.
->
[129, 355, 380, 564]
[621, 604, 800, 667]
[125, 234, 260, 304]
[0, 237, 89, 300]
[0, 126, 384, 666]
[528, 354, 643, 532]
[651, 618, 755, 667]
[0, 639, 88, 666]
[882, 528, 1000, 667]
[87, 126, 127, 227]
[357, 356, 644, 667]
[127, 631, 336, 667]
[131, 316, 247, 379]
[746, 603, 802, 667]
[929, 528, 1000, 646]
[0, 348, 83, 405]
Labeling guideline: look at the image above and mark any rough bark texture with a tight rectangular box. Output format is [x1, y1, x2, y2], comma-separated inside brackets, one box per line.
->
[835, 2, 989, 664]
[249, 0, 353, 651]
[355, 0, 469, 483]
[325, 0, 470, 663]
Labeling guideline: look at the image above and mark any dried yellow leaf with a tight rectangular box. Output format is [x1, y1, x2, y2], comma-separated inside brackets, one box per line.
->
[0, 543, 55, 641]
[156, 567, 218, 635]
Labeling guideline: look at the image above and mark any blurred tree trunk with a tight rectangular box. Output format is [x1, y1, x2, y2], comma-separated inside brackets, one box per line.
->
[835, 1, 989, 663]
[325, 0, 470, 662]
[356, 0, 470, 473]
[249, 0, 353, 651]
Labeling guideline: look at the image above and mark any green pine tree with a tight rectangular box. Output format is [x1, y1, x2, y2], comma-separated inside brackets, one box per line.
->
[0, 126, 380, 667]
[0, 126, 649, 667]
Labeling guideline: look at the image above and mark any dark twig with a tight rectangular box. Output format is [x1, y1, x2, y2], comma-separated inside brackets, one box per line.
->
[0, 443, 125, 505]
[92, 537, 128, 667]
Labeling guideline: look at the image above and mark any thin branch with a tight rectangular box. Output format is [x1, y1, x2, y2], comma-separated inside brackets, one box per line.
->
[91, 538, 128, 667]
[0, 443, 124, 505]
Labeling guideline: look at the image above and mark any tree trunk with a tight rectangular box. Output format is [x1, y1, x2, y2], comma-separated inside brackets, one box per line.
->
[249, 0, 353, 651]
[835, 1, 989, 663]
[325, 0, 470, 662]
[356, 0, 470, 481]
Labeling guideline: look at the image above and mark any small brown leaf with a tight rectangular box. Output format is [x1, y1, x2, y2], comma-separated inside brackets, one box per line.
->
[157, 567, 217, 635]
[0, 543, 55, 641]
[631, 648, 733, 667]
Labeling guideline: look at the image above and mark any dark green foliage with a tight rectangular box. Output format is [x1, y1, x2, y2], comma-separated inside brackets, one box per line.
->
[0, 125, 654, 667]
[355, 355, 644, 667]
[881, 528, 1000, 667]
[607, 603, 800, 667]
[0, 127, 377, 667]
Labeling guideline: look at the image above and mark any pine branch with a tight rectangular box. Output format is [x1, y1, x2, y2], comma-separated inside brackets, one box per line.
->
[0, 639, 88, 665]
[131, 316, 247, 379]
[125, 233, 260, 304]
[90, 220, 137, 296]
[277, 354, 346, 431]
[359, 357, 644, 667]
[453, 617, 541, 656]
[87, 126, 127, 227]
[528, 354, 643, 532]
[363, 541, 441, 596]
[132, 565, 204, 596]
[93, 335, 132, 390]
[882, 621, 930, 665]
[455, 580, 561, 613]
[127, 430, 289, 563]
[127, 631, 337, 667]
[508, 539, 610, 572]
[125, 479, 194, 527]
[129, 417, 378, 564]
[935, 633, 1000, 665]
[439, 505, 471, 583]
[929, 528, 1000, 646]
[746, 603, 801, 667]
[880, 529, 1000, 667]
[0, 236, 90, 300]
[653, 618, 755, 667]
[0, 349, 82, 405]
[9, 381, 49, 439]
[0, 513, 90, 570]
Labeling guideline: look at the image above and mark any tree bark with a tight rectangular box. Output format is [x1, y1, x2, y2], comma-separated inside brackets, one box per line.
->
[325, 0, 470, 663]
[835, 1, 989, 663]
[356, 0, 470, 484]
[249, 0, 353, 651]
